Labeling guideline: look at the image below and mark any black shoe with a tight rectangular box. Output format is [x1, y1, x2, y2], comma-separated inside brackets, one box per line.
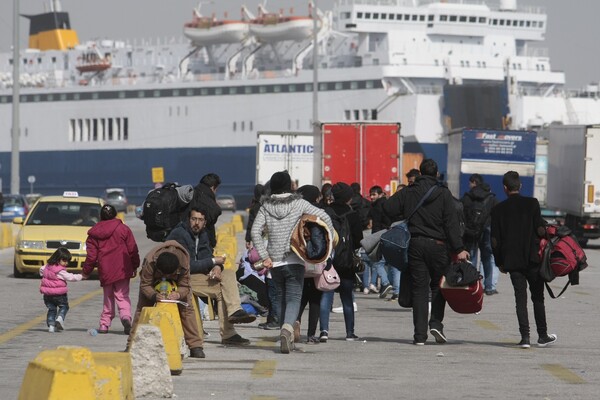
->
[485, 289, 499, 296]
[518, 337, 531, 349]
[121, 319, 132, 335]
[389, 294, 399, 301]
[537, 334, 557, 347]
[189, 347, 206, 358]
[319, 330, 328, 343]
[263, 321, 280, 330]
[228, 310, 257, 324]
[379, 284, 392, 299]
[346, 333, 359, 341]
[430, 328, 447, 344]
[221, 334, 251, 346]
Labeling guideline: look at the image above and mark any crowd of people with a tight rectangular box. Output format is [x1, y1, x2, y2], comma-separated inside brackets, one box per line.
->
[39, 161, 557, 358]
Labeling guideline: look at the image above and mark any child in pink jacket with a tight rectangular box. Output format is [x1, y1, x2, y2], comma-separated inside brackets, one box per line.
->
[83, 204, 140, 334]
[40, 247, 83, 333]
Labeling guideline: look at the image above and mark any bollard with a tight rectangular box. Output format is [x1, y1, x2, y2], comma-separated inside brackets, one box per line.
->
[231, 214, 244, 233]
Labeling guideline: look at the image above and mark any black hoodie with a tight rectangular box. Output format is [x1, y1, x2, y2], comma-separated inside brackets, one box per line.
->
[461, 184, 498, 227]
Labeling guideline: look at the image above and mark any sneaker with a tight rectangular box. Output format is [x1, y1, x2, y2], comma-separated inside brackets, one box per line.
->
[518, 337, 531, 349]
[485, 289, 499, 296]
[221, 334, 251, 346]
[121, 318, 132, 335]
[363, 287, 370, 295]
[228, 309, 257, 324]
[263, 321, 280, 330]
[189, 347, 206, 358]
[368, 283, 378, 293]
[346, 333, 359, 341]
[98, 326, 109, 334]
[48, 325, 55, 333]
[413, 341, 425, 346]
[331, 306, 343, 314]
[390, 294, 399, 301]
[306, 336, 320, 344]
[537, 334, 557, 347]
[353, 302, 358, 312]
[319, 330, 329, 343]
[55, 316, 65, 331]
[379, 284, 392, 299]
[430, 328, 447, 344]
[280, 325, 294, 354]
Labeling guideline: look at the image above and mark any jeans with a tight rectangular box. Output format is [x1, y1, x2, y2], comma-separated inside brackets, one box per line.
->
[408, 237, 449, 343]
[509, 268, 548, 338]
[387, 265, 401, 295]
[270, 264, 305, 327]
[468, 226, 499, 291]
[319, 277, 355, 336]
[44, 294, 69, 327]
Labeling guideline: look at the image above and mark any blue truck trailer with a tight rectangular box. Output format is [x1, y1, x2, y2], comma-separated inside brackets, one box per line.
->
[447, 128, 537, 200]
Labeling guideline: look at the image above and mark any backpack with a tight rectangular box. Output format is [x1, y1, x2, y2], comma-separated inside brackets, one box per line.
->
[329, 210, 354, 270]
[463, 194, 494, 241]
[538, 224, 588, 298]
[142, 183, 188, 242]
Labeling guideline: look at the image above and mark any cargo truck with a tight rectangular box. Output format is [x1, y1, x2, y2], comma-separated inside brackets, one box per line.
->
[446, 128, 537, 199]
[543, 125, 600, 246]
[257, 122, 402, 195]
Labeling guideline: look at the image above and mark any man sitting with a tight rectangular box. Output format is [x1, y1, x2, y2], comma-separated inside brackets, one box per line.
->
[127, 240, 205, 358]
[167, 208, 256, 345]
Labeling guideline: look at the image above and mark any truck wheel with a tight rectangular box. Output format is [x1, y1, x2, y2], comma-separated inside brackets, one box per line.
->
[13, 262, 25, 278]
[578, 239, 589, 248]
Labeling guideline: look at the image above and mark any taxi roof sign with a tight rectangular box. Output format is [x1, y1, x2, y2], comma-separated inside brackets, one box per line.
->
[63, 191, 79, 197]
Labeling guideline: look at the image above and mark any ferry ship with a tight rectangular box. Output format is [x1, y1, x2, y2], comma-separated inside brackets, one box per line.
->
[1, 0, 599, 204]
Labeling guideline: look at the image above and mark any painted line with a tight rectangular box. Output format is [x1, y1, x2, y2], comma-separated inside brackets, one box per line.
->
[0, 288, 103, 345]
[251, 397, 278, 400]
[251, 359, 277, 378]
[541, 364, 586, 384]
[474, 320, 502, 330]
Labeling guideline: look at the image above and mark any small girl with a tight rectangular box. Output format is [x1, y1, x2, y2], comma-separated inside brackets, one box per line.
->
[39, 247, 83, 333]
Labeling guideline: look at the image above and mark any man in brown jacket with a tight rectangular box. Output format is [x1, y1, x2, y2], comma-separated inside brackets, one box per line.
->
[127, 240, 205, 358]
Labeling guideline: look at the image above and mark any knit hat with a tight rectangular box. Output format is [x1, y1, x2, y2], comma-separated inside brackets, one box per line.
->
[331, 182, 353, 204]
[269, 171, 292, 194]
[297, 185, 321, 204]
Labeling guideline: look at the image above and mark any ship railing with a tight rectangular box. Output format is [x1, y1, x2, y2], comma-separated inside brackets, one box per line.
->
[334, 0, 544, 14]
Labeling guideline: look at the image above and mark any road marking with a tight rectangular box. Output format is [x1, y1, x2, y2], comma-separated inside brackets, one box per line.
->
[474, 320, 502, 330]
[0, 288, 103, 345]
[541, 364, 586, 384]
[251, 397, 278, 400]
[251, 360, 277, 378]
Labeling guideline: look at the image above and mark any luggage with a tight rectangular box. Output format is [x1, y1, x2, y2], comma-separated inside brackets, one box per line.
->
[142, 183, 191, 242]
[440, 275, 483, 314]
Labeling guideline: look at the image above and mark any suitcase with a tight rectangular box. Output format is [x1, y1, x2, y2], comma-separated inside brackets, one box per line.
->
[440, 276, 483, 314]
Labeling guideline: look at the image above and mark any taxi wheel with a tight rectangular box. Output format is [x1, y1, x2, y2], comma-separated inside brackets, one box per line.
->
[13, 261, 25, 278]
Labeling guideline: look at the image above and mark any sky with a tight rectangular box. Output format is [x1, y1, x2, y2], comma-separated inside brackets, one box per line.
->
[0, 0, 597, 89]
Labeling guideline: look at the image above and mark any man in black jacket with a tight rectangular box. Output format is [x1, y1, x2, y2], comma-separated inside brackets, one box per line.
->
[491, 171, 556, 349]
[187, 173, 223, 248]
[384, 159, 469, 345]
[167, 208, 256, 346]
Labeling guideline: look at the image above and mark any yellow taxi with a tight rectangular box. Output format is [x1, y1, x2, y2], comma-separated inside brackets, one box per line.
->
[13, 192, 104, 278]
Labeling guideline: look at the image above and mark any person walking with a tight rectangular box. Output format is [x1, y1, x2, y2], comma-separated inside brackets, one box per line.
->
[251, 171, 333, 353]
[40, 247, 83, 332]
[384, 159, 469, 345]
[490, 171, 557, 348]
[82, 204, 140, 334]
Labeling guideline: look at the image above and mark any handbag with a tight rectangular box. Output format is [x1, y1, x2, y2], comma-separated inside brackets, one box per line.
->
[314, 264, 341, 291]
[397, 271, 413, 308]
[305, 261, 327, 278]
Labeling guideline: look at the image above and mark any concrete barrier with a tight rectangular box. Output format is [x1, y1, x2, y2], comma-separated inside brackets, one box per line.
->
[137, 304, 185, 375]
[0, 223, 14, 249]
[231, 214, 244, 233]
[18, 346, 133, 400]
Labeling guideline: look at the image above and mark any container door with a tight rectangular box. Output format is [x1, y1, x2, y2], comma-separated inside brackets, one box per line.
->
[584, 126, 600, 214]
[322, 124, 360, 185]
[361, 124, 400, 195]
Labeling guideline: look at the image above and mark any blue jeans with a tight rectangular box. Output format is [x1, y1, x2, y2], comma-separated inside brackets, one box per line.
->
[319, 277, 355, 336]
[270, 264, 305, 327]
[43, 294, 69, 327]
[360, 252, 380, 288]
[469, 226, 499, 291]
[387, 265, 401, 295]
[266, 277, 278, 323]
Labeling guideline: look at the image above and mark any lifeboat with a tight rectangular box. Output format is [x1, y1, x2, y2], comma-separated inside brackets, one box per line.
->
[183, 11, 249, 46]
[76, 49, 111, 73]
[249, 12, 314, 43]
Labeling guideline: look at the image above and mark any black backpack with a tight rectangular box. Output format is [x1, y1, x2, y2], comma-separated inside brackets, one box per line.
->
[142, 183, 187, 242]
[329, 210, 354, 270]
[463, 194, 494, 241]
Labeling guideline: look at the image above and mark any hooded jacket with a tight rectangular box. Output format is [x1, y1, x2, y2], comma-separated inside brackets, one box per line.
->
[251, 193, 334, 263]
[461, 184, 498, 227]
[83, 218, 140, 286]
[383, 175, 465, 253]
[186, 183, 222, 248]
[166, 220, 215, 275]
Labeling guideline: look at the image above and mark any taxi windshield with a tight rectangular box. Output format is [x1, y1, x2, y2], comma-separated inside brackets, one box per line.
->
[26, 202, 101, 226]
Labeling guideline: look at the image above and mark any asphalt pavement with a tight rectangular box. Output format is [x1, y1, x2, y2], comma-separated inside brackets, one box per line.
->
[0, 213, 599, 399]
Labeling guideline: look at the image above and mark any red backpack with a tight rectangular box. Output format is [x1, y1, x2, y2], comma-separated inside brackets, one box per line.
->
[538, 224, 588, 298]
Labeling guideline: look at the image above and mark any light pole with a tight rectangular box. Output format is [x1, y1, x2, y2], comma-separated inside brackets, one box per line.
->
[311, 0, 321, 186]
[11, 0, 21, 194]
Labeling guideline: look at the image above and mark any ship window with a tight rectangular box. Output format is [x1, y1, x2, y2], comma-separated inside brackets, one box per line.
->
[92, 119, 98, 141]
[345, 110, 351, 120]
[274, 85, 282, 93]
[341, 12, 351, 19]
[373, 13, 379, 19]
[477, 61, 481, 68]
[459, 16, 467, 22]
[449, 15, 457, 22]
[513, 20, 518, 26]
[499, 20, 505, 26]
[215, 88, 223, 95]
[233, 121, 237, 131]
[366, 80, 374, 89]
[482, 61, 486, 67]
[396, 14, 402, 20]
[532, 21, 538, 28]
[492, 19, 497, 25]
[229, 87, 237, 94]
[287, 120, 291, 130]
[33, 95, 40, 102]
[540, 64, 545, 71]
[138, 91, 145, 98]
[305, 83, 313, 91]
[69, 119, 75, 141]
[259, 86, 267, 93]
[319, 83, 327, 91]
[200, 88, 208, 95]
[350, 81, 358, 90]
[243, 86, 251, 94]
[365, 13, 371, 19]
[353, 110, 360, 120]
[389, 14, 394, 20]
[241, 121, 245, 131]
[250, 121, 253, 131]
[60, 93, 67, 101]
[404, 14, 410, 21]
[289, 84, 297, 92]
[92, 93, 99, 100]
[37, 57, 42, 64]
[419, 15, 425, 21]
[357, 12, 363, 18]
[123, 118, 128, 140]
[469, 16, 476, 23]
[440, 15, 448, 21]
[435, 59, 439, 66]
[428, 15, 434, 21]
[539, 21, 544, 28]
[362, 109, 370, 120]
[465, 60, 470, 67]
[108, 118, 114, 140]
[412, 15, 418, 21]
[169, 107, 172, 117]
[371, 110, 378, 120]
[152, 90, 160, 97]
[519, 20, 524, 27]
[479, 17, 486, 23]
[177, 106, 180, 117]
[335, 82, 343, 90]
[381, 13, 387, 20]
[51, 57, 56, 63]
[460, 61, 465, 67]
[73, 93, 80, 100]
[116, 91, 124, 99]
[47, 94, 54, 101]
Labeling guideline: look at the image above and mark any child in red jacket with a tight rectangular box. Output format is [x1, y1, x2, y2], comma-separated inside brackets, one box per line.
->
[83, 204, 140, 334]
[40, 247, 83, 332]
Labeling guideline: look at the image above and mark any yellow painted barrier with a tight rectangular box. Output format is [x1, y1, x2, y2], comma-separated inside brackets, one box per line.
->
[231, 214, 244, 233]
[217, 223, 235, 237]
[138, 304, 184, 375]
[18, 347, 133, 400]
[117, 212, 125, 222]
[0, 222, 14, 249]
